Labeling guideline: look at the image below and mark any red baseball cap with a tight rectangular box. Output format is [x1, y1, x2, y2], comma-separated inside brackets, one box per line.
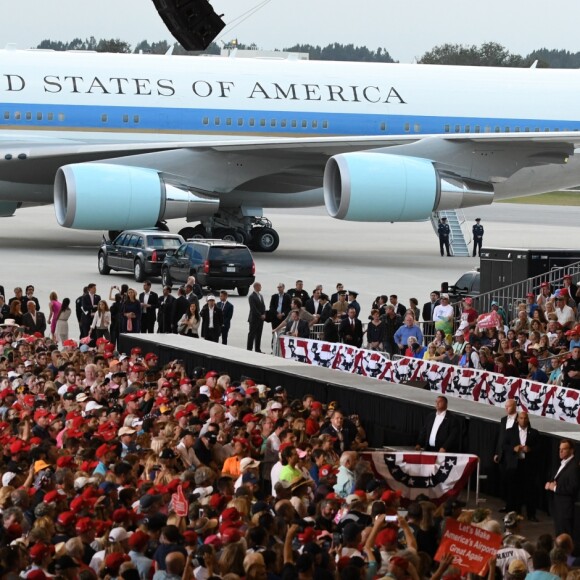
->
[205, 370, 219, 379]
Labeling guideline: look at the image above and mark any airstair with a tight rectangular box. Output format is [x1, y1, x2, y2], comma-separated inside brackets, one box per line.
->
[431, 209, 471, 257]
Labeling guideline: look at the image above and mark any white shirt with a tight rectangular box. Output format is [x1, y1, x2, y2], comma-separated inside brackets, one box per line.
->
[506, 415, 516, 429]
[429, 411, 446, 448]
[433, 303, 454, 322]
[270, 461, 283, 497]
[518, 427, 528, 458]
[207, 306, 214, 328]
[556, 305, 575, 327]
[555, 454, 575, 480]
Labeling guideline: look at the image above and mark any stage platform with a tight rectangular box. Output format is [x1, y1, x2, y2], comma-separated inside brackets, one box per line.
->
[119, 333, 579, 500]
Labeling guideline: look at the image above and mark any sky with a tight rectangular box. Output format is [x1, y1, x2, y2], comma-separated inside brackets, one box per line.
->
[2, 0, 580, 62]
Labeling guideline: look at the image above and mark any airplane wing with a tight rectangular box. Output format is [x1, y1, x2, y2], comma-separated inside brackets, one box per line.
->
[3, 132, 580, 236]
[2, 132, 580, 193]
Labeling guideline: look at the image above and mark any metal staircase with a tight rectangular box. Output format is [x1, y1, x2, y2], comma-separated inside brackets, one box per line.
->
[431, 209, 471, 257]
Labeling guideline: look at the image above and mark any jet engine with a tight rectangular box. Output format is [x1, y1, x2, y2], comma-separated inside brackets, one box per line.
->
[323, 152, 494, 222]
[54, 163, 219, 230]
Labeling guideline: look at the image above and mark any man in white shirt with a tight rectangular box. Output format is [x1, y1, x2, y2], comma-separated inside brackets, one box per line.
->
[555, 293, 576, 330]
[545, 438, 579, 535]
[494, 399, 519, 512]
[415, 396, 458, 452]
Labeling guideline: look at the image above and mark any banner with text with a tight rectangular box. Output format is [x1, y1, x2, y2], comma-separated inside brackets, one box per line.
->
[278, 335, 580, 424]
[434, 518, 502, 576]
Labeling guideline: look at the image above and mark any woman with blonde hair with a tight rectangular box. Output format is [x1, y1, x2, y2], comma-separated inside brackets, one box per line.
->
[218, 542, 246, 577]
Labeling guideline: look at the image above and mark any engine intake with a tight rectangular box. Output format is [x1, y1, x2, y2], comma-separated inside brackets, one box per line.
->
[54, 163, 219, 230]
[323, 152, 493, 222]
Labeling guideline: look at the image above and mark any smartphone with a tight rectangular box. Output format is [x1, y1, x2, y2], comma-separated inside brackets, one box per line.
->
[332, 532, 342, 546]
[385, 515, 398, 522]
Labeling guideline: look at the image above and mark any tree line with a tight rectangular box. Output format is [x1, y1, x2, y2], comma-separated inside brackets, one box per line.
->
[35, 38, 580, 68]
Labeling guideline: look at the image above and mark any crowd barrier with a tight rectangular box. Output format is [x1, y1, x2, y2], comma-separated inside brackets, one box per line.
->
[278, 335, 580, 424]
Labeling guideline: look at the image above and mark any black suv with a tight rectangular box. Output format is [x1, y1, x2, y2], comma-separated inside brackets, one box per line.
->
[98, 230, 185, 282]
[161, 240, 255, 295]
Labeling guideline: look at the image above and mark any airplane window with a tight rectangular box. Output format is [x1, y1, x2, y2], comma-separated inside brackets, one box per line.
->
[535, 128, 540, 132]
[249, 119, 255, 127]
[134, 115, 139, 123]
[404, 122, 410, 132]
[495, 126, 500, 132]
[414, 123, 420, 133]
[515, 127, 520, 132]
[474, 126, 480, 133]
[214, 117, 220, 126]
[380, 122, 386, 131]
[37, 112, 42, 121]
[226, 118, 232, 126]
[312, 120, 318, 128]
[15, 112, 21, 120]
[485, 126, 491, 133]
[4, 112, 9, 120]
[444, 124, 450, 133]
[260, 119, 266, 127]
[525, 127, 530, 132]
[101, 114, 108, 123]
[291, 120, 297, 128]
[454, 125, 460, 133]
[58, 113, 65, 122]
[202, 117, 209, 125]
[504, 127, 510, 132]
[270, 119, 276, 127]
[464, 125, 470, 133]
[237, 118, 243, 126]
[323, 120, 328, 129]
[281, 120, 287, 128]
[123, 115, 129, 123]
[47, 113, 53, 121]
[554, 128, 559, 132]
[301, 120, 307, 128]
[26, 112, 32, 120]
[545, 128, 550, 132]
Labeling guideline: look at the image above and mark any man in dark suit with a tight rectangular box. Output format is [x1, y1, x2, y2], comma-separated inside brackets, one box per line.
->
[139, 281, 159, 333]
[338, 306, 363, 348]
[80, 283, 100, 338]
[247, 282, 266, 352]
[157, 286, 175, 333]
[422, 290, 440, 338]
[268, 283, 291, 329]
[172, 286, 190, 334]
[305, 288, 323, 316]
[217, 290, 234, 345]
[493, 399, 519, 512]
[22, 301, 47, 336]
[285, 310, 310, 338]
[415, 396, 458, 453]
[323, 309, 341, 343]
[200, 295, 223, 342]
[318, 294, 332, 323]
[545, 438, 580, 535]
[504, 412, 540, 521]
[330, 283, 345, 305]
[320, 409, 357, 454]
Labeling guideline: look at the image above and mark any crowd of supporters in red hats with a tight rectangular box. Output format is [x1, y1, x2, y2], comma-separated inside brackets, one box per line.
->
[1, 315, 580, 580]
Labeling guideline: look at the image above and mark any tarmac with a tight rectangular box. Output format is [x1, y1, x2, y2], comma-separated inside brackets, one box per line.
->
[1, 200, 578, 541]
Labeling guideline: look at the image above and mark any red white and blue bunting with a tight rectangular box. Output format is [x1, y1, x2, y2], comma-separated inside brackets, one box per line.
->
[278, 336, 580, 424]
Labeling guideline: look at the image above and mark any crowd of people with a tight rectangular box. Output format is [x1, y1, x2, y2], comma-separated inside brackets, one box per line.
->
[0, 279, 580, 579]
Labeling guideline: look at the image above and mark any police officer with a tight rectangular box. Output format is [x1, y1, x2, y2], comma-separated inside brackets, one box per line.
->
[438, 217, 451, 257]
[472, 218, 484, 257]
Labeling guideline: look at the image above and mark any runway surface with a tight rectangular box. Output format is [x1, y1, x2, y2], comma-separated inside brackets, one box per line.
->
[1, 201, 579, 349]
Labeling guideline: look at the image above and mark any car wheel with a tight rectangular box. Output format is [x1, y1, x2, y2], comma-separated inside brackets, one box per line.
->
[238, 286, 250, 296]
[161, 269, 172, 287]
[134, 260, 145, 282]
[179, 225, 206, 240]
[214, 227, 238, 242]
[98, 252, 111, 275]
[252, 227, 280, 252]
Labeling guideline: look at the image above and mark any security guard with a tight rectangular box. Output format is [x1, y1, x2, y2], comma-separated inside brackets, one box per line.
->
[438, 217, 451, 257]
[472, 218, 484, 257]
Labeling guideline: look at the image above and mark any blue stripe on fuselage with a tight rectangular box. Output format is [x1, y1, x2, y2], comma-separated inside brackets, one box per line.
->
[1, 102, 580, 135]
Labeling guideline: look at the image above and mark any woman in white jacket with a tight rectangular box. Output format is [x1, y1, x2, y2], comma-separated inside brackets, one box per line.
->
[91, 300, 112, 341]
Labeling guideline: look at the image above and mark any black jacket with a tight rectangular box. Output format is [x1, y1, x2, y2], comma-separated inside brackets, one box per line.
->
[503, 426, 540, 471]
[494, 415, 517, 462]
[339, 317, 363, 348]
[285, 318, 310, 338]
[417, 411, 459, 452]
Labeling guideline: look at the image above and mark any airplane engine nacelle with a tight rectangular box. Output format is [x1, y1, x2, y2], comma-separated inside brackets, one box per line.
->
[323, 152, 494, 222]
[54, 163, 219, 230]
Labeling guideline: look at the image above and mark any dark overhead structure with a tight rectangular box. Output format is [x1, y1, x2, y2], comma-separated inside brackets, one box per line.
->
[152, 0, 225, 51]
